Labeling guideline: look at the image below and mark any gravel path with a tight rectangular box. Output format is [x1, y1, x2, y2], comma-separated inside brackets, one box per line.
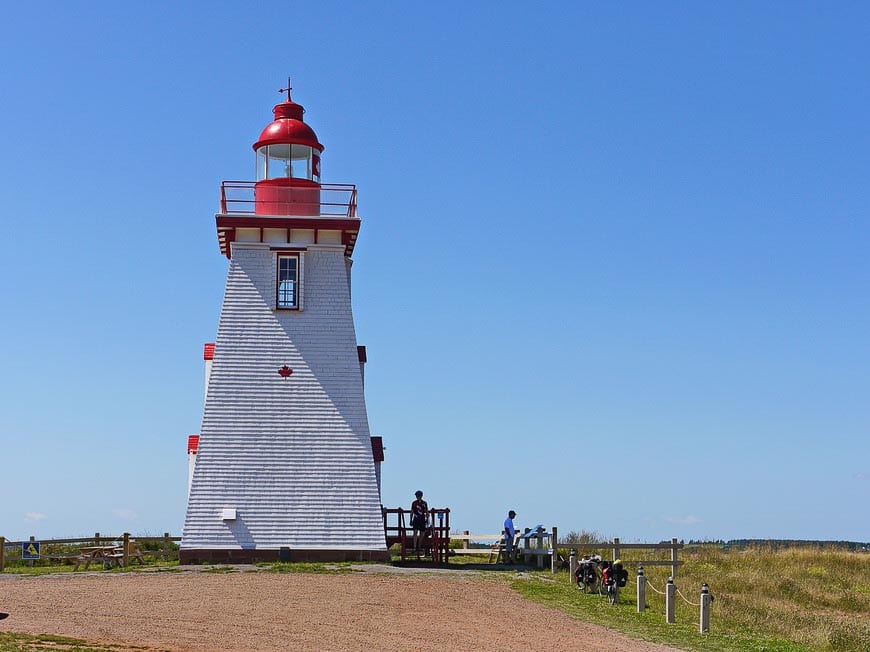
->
[0, 568, 678, 651]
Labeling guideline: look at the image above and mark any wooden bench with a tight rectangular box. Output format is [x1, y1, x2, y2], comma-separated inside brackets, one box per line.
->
[488, 534, 521, 564]
[114, 542, 146, 566]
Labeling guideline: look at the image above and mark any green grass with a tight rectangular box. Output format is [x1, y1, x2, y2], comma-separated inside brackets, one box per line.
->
[0, 564, 79, 576]
[0, 560, 180, 576]
[513, 576, 810, 652]
[198, 565, 241, 573]
[258, 561, 359, 574]
[0, 631, 151, 651]
[512, 544, 870, 651]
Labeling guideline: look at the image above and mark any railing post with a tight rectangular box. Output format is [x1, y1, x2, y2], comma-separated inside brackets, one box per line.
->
[550, 526, 558, 573]
[123, 532, 130, 567]
[95, 532, 100, 545]
[666, 577, 676, 623]
[700, 583, 712, 633]
[0, 536, 5, 572]
[569, 549, 577, 585]
[671, 537, 679, 578]
[637, 566, 646, 612]
[399, 508, 406, 561]
[612, 537, 620, 562]
[463, 530, 470, 551]
[163, 532, 170, 561]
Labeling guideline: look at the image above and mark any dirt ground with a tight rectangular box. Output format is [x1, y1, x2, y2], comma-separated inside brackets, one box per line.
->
[0, 566, 678, 651]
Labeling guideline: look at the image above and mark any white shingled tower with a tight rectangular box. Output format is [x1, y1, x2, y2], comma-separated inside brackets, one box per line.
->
[180, 80, 388, 563]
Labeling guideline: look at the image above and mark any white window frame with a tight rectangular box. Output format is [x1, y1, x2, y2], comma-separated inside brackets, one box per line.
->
[276, 253, 303, 310]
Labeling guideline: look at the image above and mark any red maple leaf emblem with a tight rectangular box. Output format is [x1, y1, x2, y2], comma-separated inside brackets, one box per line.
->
[278, 365, 294, 378]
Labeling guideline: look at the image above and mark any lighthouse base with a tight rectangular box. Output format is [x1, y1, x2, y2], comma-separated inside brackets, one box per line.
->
[179, 547, 390, 564]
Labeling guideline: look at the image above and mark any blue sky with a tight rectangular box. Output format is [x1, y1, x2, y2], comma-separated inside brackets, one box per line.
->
[1, 2, 867, 543]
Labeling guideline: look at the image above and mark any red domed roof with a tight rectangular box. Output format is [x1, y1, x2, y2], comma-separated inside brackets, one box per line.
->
[253, 99, 324, 152]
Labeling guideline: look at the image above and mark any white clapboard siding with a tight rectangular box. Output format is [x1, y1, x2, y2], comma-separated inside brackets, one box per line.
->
[182, 242, 387, 551]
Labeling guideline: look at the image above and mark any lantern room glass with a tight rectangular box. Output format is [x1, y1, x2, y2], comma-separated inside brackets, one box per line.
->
[256, 144, 320, 182]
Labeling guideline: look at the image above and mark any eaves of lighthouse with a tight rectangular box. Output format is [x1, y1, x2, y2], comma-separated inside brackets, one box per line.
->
[180, 81, 388, 563]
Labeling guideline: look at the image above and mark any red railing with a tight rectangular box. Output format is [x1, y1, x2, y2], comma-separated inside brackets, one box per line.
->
[219, 181, 358, 217]
[383, 507, 451, 565]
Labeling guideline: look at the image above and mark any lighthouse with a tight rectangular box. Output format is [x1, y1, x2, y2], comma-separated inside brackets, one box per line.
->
[180, 81, 388, 562]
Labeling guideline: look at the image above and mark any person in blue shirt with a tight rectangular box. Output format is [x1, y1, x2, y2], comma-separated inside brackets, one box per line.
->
[503, 510, 517, 564]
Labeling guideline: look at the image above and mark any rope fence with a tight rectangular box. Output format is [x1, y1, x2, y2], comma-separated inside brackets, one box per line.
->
[634, 568, 712, 631]
[644, 577, 666, 595]
[676, 586, 701, 607]
[568, 552, 714, 634]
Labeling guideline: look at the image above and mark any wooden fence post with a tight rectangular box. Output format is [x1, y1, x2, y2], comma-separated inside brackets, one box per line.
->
[612, 537, 620, 562]
[666, 577, 676, 623]
[637, 566, 646, 612]
[463, 530, 469, 551]
[163, 532, 170, 561]
[123, 532, 130, 567]
[671, 537, 679, 578]
[550, 526, 558, 573]
[0, 536, 5, 572]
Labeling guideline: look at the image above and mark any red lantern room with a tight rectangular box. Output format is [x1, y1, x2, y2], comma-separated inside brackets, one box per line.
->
[253, 82, 324, 215]
[216, 79, 359, 260]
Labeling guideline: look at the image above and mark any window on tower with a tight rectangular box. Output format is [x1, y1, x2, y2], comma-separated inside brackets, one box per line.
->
[257, 145, 319, 182]
[277, 255, 299, 309]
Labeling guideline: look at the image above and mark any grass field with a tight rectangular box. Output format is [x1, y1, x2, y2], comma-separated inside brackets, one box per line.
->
[1, 544, 867, 650]
[514, 543, 869, 651]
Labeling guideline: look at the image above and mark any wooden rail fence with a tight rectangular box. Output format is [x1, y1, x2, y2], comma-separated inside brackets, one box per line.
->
[567, 537, 684, 578]
[0, 533, 181, 571]
[448, 531, 685, 577]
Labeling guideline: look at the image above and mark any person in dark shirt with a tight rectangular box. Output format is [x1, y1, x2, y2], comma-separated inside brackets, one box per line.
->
[411, 490, 429, 552]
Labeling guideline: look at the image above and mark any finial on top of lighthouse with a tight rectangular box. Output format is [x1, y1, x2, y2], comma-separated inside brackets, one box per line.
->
[278, 76, 292, 102]
[254, 76, 321, 152]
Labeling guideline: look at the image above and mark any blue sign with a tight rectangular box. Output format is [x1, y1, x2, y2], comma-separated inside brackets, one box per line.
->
[22, 541, 40, 559]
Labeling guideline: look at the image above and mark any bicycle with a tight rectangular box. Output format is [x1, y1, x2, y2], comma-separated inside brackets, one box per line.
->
[603, 574, 619, 604]
[600, 560, 627, 605]
[574, 557, 601, 594]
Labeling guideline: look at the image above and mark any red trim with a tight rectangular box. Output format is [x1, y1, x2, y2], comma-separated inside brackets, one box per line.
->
[370, 436, 384, 463]
[203, 343, 215, 360]
[187, 434, 200, 454]
[216, 216, 360, 231]
[217, 215, 360, 259]
[180, 548, 389, 564]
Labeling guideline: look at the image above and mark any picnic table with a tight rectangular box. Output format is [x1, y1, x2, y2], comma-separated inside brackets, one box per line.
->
[73, 542, 145, 571]
[517, 526, 553, 568]
[74, 546, 122, 570]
